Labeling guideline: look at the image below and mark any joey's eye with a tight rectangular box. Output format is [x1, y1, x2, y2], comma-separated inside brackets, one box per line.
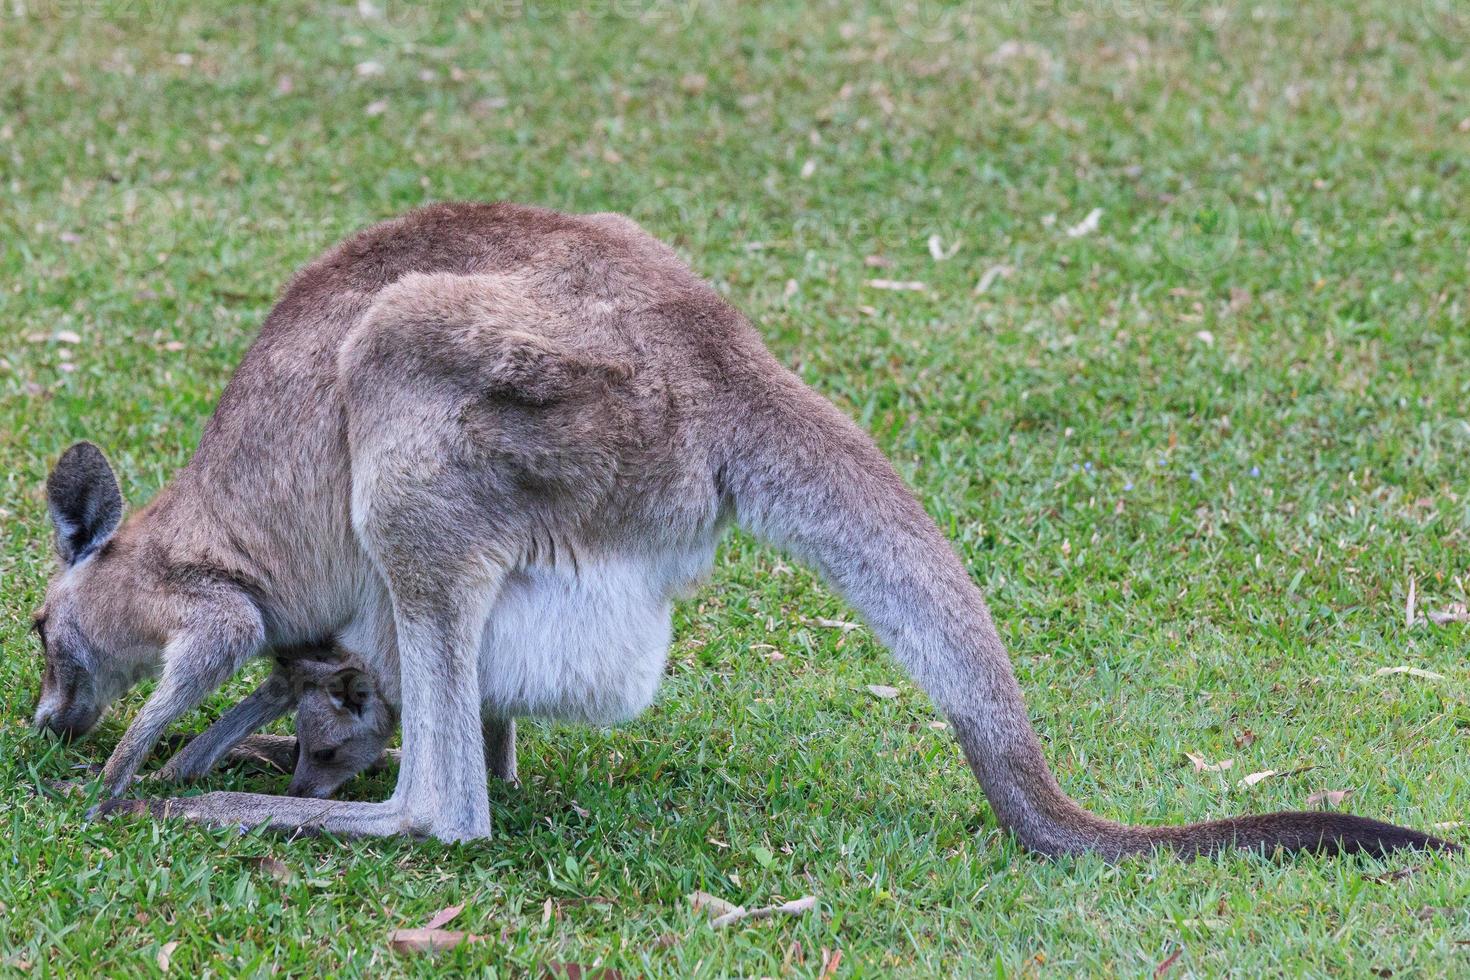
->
[311, 747, 338, 765]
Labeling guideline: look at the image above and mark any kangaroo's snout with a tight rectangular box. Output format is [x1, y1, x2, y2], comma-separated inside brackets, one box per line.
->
[286, 770, 342, 799]
[33, 701, 102, 741]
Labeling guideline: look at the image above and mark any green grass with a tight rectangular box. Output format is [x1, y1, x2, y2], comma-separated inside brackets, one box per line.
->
[1, 0, 1468, 974]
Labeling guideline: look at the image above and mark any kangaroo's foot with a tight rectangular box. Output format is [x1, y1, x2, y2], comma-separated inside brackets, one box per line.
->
[87, 792, 490, 842]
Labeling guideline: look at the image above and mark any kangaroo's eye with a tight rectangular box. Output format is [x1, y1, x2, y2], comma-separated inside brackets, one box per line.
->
[311, 747, 338, 765]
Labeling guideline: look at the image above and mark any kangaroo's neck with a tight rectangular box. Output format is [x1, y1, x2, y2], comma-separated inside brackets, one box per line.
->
[128, 294, 376, 640]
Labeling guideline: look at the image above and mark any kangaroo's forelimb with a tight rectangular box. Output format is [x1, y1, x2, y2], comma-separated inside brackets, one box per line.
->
[98, 599, 265, 798]
[151, 671, 295, 784]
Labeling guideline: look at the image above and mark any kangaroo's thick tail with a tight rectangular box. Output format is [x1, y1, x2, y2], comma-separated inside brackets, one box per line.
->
[721, 365, 1456, 860]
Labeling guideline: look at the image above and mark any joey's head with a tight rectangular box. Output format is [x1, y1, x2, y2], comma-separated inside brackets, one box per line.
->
[286, 655, 395, 799]
[33, 442, 164, 740]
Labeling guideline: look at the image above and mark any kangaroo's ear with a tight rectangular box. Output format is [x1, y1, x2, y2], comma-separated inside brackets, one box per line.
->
[46, 442, 123, 566]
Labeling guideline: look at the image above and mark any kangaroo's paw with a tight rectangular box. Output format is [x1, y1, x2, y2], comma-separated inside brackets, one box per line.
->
[153, 734, 299, 785]
[86, 792, 490, 842]
[35, 777, 96, 800]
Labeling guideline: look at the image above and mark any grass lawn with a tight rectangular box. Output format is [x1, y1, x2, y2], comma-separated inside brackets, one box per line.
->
[2, 0, 1468, 974]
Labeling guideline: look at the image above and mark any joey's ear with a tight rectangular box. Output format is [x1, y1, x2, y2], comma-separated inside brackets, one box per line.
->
[46, 442, 123, 565]
[327, 668, 374, 717]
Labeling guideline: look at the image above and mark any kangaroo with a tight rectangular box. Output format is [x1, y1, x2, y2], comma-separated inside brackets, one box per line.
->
[31, 202, 1455, 857]
[156, 645, 516, 798]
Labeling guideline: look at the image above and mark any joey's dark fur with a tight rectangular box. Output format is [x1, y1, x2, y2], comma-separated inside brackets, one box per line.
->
[33, 202, 1457, 858]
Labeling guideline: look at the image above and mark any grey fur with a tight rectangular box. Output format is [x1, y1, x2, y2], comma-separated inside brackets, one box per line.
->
[33, 202, 1454, 858]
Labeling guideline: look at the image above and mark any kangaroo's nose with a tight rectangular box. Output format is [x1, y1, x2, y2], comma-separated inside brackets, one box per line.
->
[34, 711, 79, 740]
[286, 775, 328, 799]
[33, 703, 98, 741]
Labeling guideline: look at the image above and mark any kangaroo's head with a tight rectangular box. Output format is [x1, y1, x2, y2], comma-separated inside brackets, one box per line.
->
[285, 654, 395, 799]
[33, 442, 165, 739]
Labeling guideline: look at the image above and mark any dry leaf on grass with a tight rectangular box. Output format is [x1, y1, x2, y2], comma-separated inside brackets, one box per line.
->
[1154, 947, 1182, 977]
[1239, 765, 1315, 789]
[711, 895, 818, 929]
[866, 685, 899, 700]
[864, 278, 926, 292]
[691, 892, 818, 929]
[388, 928, 483, 954]
[1306, 789, 1352, 808]
[543, 963, 623, 980]
[1428, 603, 1470, 624]
[1065, 207, 1103, 237]
[688, 891, 742, 919]
[1372, 666, 1446, 681]
[244, 855, 294, 883]
[973, 264, 1013, 294]
[390, 903, 483, 954]
[927, 235, 959, 261]
[157, 941, 179, 973]
[804, 616, 862, 632]
[1185, 752, 1233, 773]
[424, 904, 464, 930]
[1366, 867, 1420, 884]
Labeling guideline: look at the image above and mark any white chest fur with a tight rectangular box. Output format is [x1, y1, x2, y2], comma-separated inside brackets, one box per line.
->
[477, 545, 713, 724]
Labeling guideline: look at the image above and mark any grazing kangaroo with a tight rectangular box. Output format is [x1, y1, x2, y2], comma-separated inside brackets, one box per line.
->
[32, 202, 1454, 857]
